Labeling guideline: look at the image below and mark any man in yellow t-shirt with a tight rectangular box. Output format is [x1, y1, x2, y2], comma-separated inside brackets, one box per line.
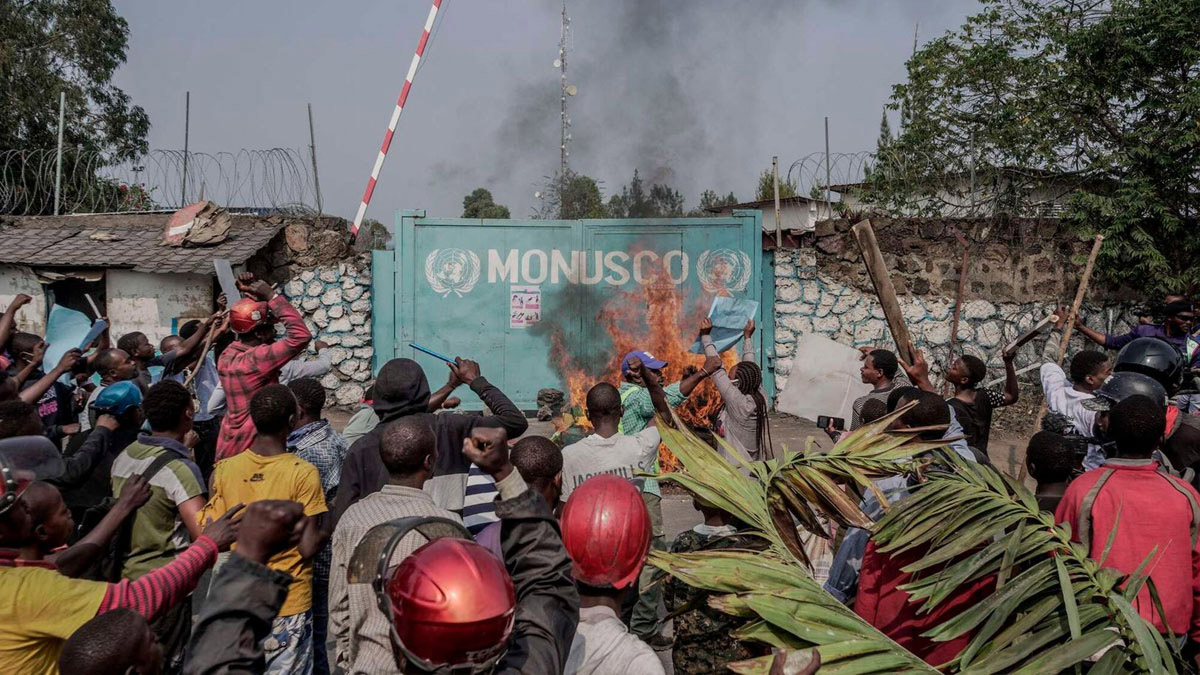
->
[201, 385, 327, 675]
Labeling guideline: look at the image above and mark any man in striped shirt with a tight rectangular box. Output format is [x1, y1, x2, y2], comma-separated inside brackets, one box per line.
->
[330, 416, 462, 674]
[110, 381, 207, 673]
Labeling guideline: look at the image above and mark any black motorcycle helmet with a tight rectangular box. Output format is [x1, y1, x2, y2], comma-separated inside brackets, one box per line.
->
[1113, 337, 1185, 395]
[1082, 371, 1169, 412]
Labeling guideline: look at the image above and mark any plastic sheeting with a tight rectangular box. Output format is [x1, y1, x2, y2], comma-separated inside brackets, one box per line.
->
[776, 334, 873, 425]
[689, 296, 759, 354]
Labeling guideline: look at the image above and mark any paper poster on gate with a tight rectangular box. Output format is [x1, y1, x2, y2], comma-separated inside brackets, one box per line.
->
[509, 285, 541, 329]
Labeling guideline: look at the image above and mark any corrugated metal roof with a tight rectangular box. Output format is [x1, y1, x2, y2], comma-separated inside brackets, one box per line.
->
[0, 214, 284, 274]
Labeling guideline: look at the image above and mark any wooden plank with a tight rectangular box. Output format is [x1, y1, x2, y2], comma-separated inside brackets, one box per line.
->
[1017, 234, 1104, 482]
[851, 220, 915, 364]
[999, 313, 1059, 359]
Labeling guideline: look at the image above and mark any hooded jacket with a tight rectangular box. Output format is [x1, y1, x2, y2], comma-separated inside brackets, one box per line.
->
[333, 359, 528, 518]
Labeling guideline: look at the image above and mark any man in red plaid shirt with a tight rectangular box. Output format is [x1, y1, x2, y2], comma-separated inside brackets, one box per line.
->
[215, 274, 312, 460]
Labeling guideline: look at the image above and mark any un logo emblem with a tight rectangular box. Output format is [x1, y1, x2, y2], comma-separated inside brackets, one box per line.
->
[425, 248, 481, 297]
[697, 248, 752, 293]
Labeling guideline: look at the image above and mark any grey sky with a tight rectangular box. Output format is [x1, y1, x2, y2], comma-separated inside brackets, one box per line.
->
[111, 0, 978, 223]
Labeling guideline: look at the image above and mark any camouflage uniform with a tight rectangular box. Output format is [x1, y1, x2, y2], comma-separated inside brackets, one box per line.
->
[665, 528, 769, 674]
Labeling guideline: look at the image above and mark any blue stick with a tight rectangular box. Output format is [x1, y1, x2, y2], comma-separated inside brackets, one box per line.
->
[409, 342, 455, 364]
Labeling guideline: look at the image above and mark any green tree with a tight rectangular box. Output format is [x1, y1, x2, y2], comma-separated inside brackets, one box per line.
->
[686, 189, 739, 216]
[0, 0, 149, 160]
[536, 170, 608, 219]
[868, 0, 1200, 294]
[754, 167, 797, 201]
[608, 169, 685, 218]
[358, 218, 390, 250]
[461, 187, 511, 219]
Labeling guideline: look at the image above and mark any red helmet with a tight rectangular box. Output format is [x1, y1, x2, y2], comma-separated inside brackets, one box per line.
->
[388, 538, 516, 670]
[560, 474, 651, 589]
[348, 516, 515, 673]
[229, 298, 271, 334]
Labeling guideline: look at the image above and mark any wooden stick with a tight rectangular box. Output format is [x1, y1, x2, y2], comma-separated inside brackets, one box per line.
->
[1017, 234, 1104, 482]
[182, 329, 216, 389]
[999, 313, 1060, 360]
[851, 220, 915, 364]
[946, 230, 970, 396]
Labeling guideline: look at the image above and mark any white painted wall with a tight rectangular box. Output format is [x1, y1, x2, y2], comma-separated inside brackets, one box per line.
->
[712, 200, 823, 233]
[106, 270, 212, 345]
[0, 265, 48, 335]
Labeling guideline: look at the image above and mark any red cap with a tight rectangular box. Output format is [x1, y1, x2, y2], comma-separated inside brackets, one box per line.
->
[386, 537, 516, 670]
[560, 474, 651, 589]
[229, 298, 271, 334]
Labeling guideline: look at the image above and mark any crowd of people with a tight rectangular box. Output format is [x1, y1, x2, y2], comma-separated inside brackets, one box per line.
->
[0, 270, 1199, 674]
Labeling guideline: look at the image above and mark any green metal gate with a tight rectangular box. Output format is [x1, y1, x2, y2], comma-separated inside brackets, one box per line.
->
[372, 209, 774, 410]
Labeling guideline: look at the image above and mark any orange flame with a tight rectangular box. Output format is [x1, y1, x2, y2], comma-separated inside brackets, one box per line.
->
[548, 254, 741, 472]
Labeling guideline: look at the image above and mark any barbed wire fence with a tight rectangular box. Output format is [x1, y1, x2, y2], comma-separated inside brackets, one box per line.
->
[784, 149, 1079, 220]
[0, 148, 319, 216]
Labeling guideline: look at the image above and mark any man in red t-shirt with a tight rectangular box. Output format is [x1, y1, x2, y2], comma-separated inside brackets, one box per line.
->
[1056, 394, 1200, 653]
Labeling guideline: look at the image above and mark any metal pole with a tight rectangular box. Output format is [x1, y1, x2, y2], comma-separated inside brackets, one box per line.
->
[308, 103, 324, 216]
[559, 0, 568, 181]
[772, 156, 782, 248]
[824, 116, 832, 219]
[181, 91, 190, 206]
[54, 92, 65, 215]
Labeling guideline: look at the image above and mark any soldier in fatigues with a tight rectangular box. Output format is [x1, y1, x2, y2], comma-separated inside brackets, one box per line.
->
[664, 499, 770, 674]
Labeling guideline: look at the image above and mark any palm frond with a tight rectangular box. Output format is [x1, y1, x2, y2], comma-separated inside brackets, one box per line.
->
[872, 452, 1180, 674]
[650, 409, 1184, 673]
[650, 406, 941, 674]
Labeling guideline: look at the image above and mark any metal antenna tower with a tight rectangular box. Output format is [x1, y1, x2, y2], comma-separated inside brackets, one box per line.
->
[558, 0, 573, 180]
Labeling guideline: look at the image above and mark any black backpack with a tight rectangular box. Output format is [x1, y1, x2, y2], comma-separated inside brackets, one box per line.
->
[82, 452, 179, 582]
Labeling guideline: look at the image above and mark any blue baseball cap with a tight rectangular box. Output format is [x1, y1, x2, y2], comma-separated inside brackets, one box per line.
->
[92, 380, 143, 415]
[621, 350, 668, 374]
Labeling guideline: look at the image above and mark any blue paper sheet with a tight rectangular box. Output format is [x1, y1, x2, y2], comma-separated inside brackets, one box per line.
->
[44, 304, 92, 372]
[689, 296, 760, 354]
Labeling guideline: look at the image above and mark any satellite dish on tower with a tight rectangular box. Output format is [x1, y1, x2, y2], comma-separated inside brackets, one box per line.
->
[553, 58, 562, 68]
[566, 84, 578, 96]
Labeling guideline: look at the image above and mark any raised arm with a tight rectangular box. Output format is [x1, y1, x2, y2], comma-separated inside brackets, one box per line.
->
[97, 508, 240, 621]
[236, 275, 312, 370]
[700, 320, 741, 403]
[169, 313, 217, 361]
[1000, 350, 1020, 405]
[0, 294, 32, 353]
[12, 339, 46, 389]
[899, 343, 938, 393]
[678, 366, 710, 397]
[463, 428, 579, 675]
[628, 356, 673, 421]
[741, 319, 757, 364]
[279, 342, 332, 384]
[48, 419, 116, 489]
[451, 358, 529, 439]
[20, 348, 81, 405]
[52, 471, 152, 577]
[427, 367, 462, 412]
[1073, 314, 1116, 349]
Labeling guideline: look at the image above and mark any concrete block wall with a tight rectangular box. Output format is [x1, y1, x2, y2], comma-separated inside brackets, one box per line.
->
[282, 260, 374, 405]
[771, 248, 1138, 393]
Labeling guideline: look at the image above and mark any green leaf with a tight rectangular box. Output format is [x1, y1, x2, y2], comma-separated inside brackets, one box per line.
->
[1011, 630, 1121, 674]
[1054, 556, 1082, 641]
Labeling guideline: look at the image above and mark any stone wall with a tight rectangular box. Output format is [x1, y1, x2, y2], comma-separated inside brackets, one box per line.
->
[242, 216, 376, 407]
[772, 219, 1139, 394]
[281, 259, 374, 406]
